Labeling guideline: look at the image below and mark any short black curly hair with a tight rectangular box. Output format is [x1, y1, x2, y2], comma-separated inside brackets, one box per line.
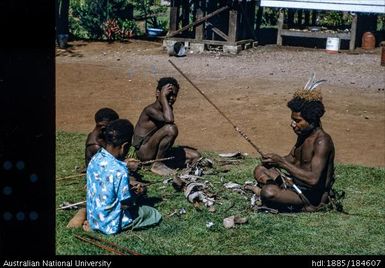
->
[104, 119, 134, 147]
[156, 77, 179, 91]
[94, 107, 119, 123]
[287, 97, 325, 127]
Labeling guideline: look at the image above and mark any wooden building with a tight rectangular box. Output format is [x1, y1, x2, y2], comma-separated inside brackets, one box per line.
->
[260, 0, 385, 51]
[164, 0, 258, 54]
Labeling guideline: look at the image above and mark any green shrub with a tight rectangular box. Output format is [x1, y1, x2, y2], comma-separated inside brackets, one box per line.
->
[319, 11, 352, 27]
[69, 0, 138, 40]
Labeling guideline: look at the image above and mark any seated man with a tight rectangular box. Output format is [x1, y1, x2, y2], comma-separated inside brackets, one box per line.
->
[133, 77, 201, 176]
[85, 107, 119, 168]
[85, 119, 161, 234]
[249, 75, 335, 212]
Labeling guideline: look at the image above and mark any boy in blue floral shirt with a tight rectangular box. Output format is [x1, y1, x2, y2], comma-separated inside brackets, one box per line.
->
[85, 119, 161, 235]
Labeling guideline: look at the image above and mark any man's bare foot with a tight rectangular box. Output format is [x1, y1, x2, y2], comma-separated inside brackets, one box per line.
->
[151, 162, 176, 176]
[244, 184, 262, 196]
[66, 208, 86, 228]
[82, 220, 91, 232]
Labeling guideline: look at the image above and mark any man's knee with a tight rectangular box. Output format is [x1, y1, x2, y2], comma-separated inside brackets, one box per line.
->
[190, 150, 201, 160]
[254, 165, 265, 179]
[261, 185, 279, 201]
[254, 165, 272, 184]
[163, 124, 178, 137]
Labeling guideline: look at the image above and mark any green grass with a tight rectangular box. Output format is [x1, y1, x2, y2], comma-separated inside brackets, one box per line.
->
[56, 131, 385, 255]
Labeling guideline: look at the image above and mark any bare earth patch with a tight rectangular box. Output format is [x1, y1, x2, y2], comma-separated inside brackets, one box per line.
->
[56, 40, 385, 167]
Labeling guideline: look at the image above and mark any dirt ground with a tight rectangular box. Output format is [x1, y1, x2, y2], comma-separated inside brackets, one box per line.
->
[56, 40, 385, 167]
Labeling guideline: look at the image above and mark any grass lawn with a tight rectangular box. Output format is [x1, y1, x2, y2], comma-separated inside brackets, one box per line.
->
[56, 131, 385, 255]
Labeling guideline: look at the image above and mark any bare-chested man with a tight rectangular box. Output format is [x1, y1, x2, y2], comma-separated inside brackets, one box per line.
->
[248, 76, 335, 212]
[133, 77, 201, 176]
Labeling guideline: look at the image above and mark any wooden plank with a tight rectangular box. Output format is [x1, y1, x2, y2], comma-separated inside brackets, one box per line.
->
[210, 25, 230, 41]
[205, 20, 230, 41]
[169, 7, 178, 32]
[165, 37, 254, 46]
[277, 11, 284, 45]
[167, 5, 230, 37]
[280, 29, 351, 40]
[195, 8, 204, 41]
[260, 0, 385, 13]
[228, 10, 238, 43]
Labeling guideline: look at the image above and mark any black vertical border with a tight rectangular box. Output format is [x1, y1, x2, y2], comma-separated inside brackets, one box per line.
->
[0, 0, 55, 256]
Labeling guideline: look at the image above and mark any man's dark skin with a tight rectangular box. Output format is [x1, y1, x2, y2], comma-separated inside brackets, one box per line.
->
[134, 80, 200, 176]
[85, 120, 109, 167]
[249, 110, 335, 211]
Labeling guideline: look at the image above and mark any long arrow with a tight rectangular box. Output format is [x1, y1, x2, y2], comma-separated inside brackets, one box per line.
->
[168, 59, 265, 157]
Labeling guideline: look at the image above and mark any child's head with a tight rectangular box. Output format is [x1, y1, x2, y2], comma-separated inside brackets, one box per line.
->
[103, 119, 134, 160]
[156, 77, 180, 92]
[95, 108, 119, 125]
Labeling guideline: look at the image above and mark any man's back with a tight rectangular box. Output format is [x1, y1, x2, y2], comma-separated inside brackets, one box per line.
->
[85, 129, 103, 166]
[134, 102, 163, 137]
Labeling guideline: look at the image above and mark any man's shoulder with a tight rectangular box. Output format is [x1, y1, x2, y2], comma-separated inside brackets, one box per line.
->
[314, 129, 334, 147]
[85, 131, 93, 141]
[86, 130, 100, 141]
[144, 102, 160, 111]
[138, 102, 156, 117]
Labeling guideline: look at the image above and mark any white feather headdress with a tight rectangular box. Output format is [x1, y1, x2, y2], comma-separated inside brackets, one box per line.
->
[293, 73, 326, 101]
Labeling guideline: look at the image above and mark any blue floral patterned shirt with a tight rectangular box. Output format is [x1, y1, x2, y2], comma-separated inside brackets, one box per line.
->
[86, 148, 133, 234]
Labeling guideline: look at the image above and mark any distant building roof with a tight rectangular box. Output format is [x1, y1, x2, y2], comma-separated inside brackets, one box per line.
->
[260, 0, 385, 13]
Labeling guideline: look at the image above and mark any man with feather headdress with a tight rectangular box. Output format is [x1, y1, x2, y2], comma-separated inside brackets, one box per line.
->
[248, 74, 335, 212]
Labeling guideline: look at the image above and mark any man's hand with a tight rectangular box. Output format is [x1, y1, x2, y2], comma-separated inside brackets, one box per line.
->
[125, 158, 140, 172]
[130, 181, 147, 196]
[160, 84, 174, 96]
[261, 153, 284, 167]
[160, 83, 174, 98]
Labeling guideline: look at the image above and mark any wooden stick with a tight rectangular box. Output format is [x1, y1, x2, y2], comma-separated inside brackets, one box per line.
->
[57, 200, 86, 210]
[126, 156, 175, 165]
[169, 59, 265, 157]
[74, 234, 126, 255]
[140, 156, 175, 165]
[83, 233, 142, 256]
[58, 157, 175, 181]
[57, 173, 85, 181]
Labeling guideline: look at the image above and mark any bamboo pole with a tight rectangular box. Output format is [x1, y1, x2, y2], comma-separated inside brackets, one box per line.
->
[82, 233, 142, 256]
[74, 234, 126, 255]
[169, 59, 265, 157]
[57, 173, 85, 181]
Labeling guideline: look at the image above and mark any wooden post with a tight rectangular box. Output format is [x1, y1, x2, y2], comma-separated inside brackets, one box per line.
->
[182, 0, 190, 28]
[277, 11, 284, 46]
[228, 9, 238, 43]
[304, 10, 310, 26]
[311, 10, 317, 26]
[255, 6, 263, 41]
[288, 9, 294, 28]
[169, 6, 179, 32]
[297, 9, 303, 27]
[195, 8, 204, 41]
[349, 14, 357, 51]
[57, 0, 69, 34]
